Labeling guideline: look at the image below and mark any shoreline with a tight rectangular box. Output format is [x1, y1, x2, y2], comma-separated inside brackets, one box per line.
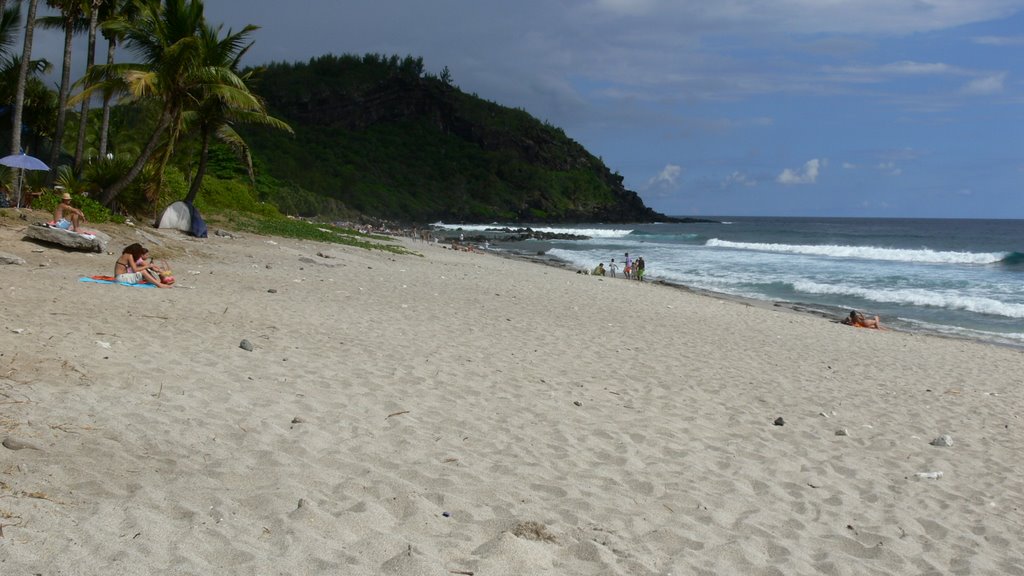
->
[482, 243, 1024, 351]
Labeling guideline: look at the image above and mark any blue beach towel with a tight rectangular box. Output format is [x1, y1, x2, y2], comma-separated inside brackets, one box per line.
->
[79, 276, 157, 288]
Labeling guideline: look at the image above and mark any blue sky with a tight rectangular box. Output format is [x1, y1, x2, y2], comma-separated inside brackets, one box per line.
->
[32, 1, 1024, 218]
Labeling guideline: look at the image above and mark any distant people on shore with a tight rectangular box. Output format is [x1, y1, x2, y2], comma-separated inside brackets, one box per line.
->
[592, 262, 606, 276]
[624, 252, 632, 279]
[609, 258, 618, 277]
[635, 257, 646, 281]
[841, 310, 883, 329]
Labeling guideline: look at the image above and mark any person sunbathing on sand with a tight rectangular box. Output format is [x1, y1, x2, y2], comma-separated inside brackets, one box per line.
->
[115, 243, 172, 288]
[841, 310, 883, 329]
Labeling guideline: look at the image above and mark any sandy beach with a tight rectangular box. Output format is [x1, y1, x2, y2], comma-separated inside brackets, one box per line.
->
[1, 215, 1022, 575]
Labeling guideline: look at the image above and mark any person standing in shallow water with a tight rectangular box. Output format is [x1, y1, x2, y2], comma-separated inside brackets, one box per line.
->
[623, 252, 632, 280]
[636, 257, 646, 281]
[609, 258, 618, 278]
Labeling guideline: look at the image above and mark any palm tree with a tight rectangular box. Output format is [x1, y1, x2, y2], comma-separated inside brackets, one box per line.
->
[77, 0, 207, 206]
[2, 6, 54, 141]
[96, 0, 136, 158]
[181, 21, 291, 204]
[39, 0, 86, 183]
[1, 3, 18, 55]
[10, 0, 40, 156]
[73, 0, 103, 173]
[2, 53, 53, 117]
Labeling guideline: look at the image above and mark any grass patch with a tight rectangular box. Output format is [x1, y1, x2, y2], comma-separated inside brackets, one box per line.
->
[214, 212, 418, 255]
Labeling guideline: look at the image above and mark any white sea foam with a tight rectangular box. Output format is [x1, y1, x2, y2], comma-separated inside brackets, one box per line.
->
[792, 280, 1024, 319]
[706, 239, 1006, 265]
[432, 222, 633, 238]
[898, 318, 1024, 345]
[546, 248, 599, 269]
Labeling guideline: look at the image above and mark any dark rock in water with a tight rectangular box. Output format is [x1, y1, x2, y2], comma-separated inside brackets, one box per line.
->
[448, 228, 593, 243]
[239, 339, 254, 352]
[23, 223, 109, 252]
[773, 417, 785, 426]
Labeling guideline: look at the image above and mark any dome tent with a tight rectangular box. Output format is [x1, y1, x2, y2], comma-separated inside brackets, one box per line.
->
[157, 201, 208, 238]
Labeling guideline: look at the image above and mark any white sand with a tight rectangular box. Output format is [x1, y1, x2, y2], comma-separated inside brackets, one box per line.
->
[1, 216, 1023, 575]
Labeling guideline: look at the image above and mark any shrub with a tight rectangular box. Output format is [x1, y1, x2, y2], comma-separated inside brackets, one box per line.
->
[32, 191, 125, 224]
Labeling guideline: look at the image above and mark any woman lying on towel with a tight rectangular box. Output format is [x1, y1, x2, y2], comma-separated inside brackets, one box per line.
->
[115, 243, 172, 288]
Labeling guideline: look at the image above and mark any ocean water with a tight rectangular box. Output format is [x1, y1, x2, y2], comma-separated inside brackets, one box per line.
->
[435, 217, 1024, 348]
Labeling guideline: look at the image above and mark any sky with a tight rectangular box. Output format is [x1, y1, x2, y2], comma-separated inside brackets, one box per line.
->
[30, 1, 1024, 218]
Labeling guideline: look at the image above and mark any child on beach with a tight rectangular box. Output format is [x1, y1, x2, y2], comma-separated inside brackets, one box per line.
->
[115, 243, 172, 288]
[624, 253, 632, 279]
[609, 258, 618, 277]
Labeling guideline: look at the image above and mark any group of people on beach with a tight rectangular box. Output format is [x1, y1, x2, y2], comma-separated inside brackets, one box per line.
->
[593, 252, 646, 281]
[114, 243, 174, 288]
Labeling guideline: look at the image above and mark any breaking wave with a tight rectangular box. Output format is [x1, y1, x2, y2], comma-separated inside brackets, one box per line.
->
[706, 239, 1008, 265]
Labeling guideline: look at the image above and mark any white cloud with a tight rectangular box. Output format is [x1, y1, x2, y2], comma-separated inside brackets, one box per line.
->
[647, 164, 683, 189]
[593, 0, 658, 15]
[777, 159, 822, 184]
[877, 161, 902, 176]
[961, 73, 1006, 95]
[973, 35, 1024, 46]
[823, 60, 963, 84]
[722, 171, 756, 188]
[879, 61, 955, 75]
[591, 1, 1024, 36]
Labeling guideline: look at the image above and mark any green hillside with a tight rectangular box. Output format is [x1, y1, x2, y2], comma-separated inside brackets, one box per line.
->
[242, 54, 670, 223]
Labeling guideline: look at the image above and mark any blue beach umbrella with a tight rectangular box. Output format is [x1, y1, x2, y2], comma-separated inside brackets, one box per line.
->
[0, 153, 50, 208]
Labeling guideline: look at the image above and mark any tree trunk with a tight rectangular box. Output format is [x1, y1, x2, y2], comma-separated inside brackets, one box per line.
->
[98, 37, 115, 158]
[184, 127, 210, 205]
[147, 108, 183, 211]
[10, 0, 39, 157]
[100, 106, 171, 207]
[46, 16, 75, 186]
[74, 2, 101, 174]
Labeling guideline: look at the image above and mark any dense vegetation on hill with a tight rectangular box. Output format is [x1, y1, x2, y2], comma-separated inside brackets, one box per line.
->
[242, 54, 670, 223]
